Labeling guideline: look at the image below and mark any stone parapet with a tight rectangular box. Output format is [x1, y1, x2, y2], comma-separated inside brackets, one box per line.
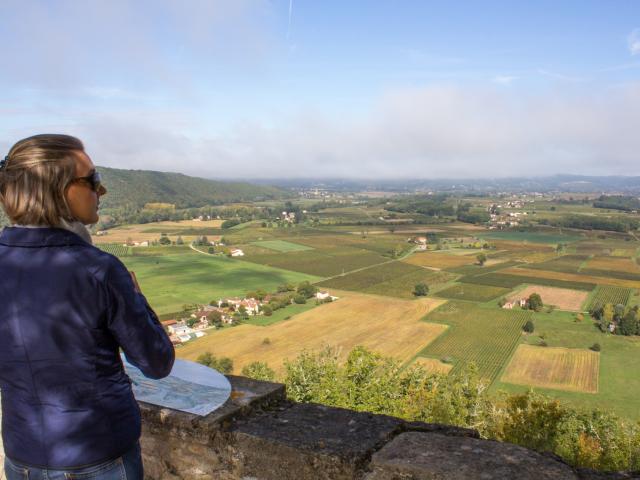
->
[139, 376, 640, 480]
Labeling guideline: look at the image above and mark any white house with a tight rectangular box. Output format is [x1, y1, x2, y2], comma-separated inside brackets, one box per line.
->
[230, 248, 245, 257]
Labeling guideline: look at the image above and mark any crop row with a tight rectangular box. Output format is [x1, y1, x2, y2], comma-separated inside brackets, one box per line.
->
[420, 302, 531, 383]
[587, 285, 633, 311]
[461, 272, 595, 292]
[97, 243, 132, 257]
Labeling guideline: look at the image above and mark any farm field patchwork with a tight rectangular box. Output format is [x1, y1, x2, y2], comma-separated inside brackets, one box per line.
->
[585, 256, 640, 272]
[586, 285, 633, 311]
[506, 285, 589, 311]
[176, 292, 447, 374]
[434, 283, 511, 302]
[418, 301, 532, 382]
[501, 344, 599, 393]
[317, 261, 456, 298]
[119, 251, 321, 315]
[250, 240, 314, 252]
[502, 267, 640, 290]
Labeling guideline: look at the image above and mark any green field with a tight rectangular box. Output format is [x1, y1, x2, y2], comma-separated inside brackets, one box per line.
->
[461, 272, 596, 291]
[479, 231, 582, 244]
[316, 261, 456, 298]
[586, 285, 633, 311]
[434, 283, 512, 302]
[527, 254, 590, 274]
[244, 246, 387, 277]
[418, 301, 532, 382]
[250, 239, 314, 252]
[491, 310, 640, 420]
[119, 251, 321, 315]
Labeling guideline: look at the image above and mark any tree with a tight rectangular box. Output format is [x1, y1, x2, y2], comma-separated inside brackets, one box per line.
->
[523, 320, 535, 333]
[207, 310, 223, 327]
[186, 317, 198, 328]
[413, 283, 429, 296]
[207, 246, 215, 254]
[297, 281, 318, 299]
[262, 305, 273, 316]
[197, 352, 233, 374]
[527, 293, 543, 312]
[590, 343, 601, 352]
[293, 294, 307, 304]
[176, 236, 184, 245]
[158, 234, 171, 245]
[241, 361, 276, 382]
[476, 253, 487, 266]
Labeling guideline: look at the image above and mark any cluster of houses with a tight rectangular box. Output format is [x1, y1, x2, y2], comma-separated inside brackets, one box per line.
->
[408, 236, 428, 251]
[161, 291, 336, 345]
[487, 202, 531, 229]
[501, 298, 528, 309]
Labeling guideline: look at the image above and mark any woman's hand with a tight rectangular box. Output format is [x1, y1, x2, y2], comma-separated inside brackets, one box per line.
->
[129, 271, 141, 293]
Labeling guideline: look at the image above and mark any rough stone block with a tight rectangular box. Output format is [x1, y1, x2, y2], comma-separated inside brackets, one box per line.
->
[231, 402, 403, 480]
[366, 431, 578, 480]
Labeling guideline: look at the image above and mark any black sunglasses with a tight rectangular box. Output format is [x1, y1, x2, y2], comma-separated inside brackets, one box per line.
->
[70, 171, 103, 192]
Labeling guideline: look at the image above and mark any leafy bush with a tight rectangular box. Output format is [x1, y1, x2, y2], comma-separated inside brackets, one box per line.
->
[523, 320, 535, 333]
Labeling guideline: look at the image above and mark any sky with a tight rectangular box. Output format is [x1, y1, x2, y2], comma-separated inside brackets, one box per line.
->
[1, 0, 639, 179]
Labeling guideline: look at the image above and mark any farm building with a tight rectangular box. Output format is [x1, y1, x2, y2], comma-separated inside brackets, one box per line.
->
[230, 248, 245, 257]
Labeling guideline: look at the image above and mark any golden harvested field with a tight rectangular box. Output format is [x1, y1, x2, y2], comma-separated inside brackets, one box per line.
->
[403, 251, 478, 269]
[412, 357, 453, 374]
[507, 285, 589, 311]
[502, 344, 599, 393]
[177, 291, 447, 375]
[503, 267, 640, 289]
[93, 220, 223, 244]
[585, 256, 640, 273]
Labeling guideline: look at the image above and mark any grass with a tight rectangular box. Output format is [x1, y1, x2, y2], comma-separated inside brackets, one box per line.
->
[176, 291, 447, 375]
[250, 240, 314, 252]
[119, 251, 321, 315]
[434, 283, 511, 302]
[491, 310, 640, 420]
[418, 301, 532, 383]
[244, 301, 319, 326]
[501, 344, 599, 393]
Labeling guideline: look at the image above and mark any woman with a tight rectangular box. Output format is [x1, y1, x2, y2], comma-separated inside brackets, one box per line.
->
[0, 134, 175, 479]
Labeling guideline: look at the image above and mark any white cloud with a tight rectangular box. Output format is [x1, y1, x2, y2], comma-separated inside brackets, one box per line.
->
[56, 83, 640, 179]
[629, 29, 640, 56]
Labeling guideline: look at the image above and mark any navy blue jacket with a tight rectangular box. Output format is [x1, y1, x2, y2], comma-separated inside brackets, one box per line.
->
[0, 226, 175, 468]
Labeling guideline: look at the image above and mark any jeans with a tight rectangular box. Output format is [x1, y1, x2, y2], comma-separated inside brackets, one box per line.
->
[3, 442, 143, 480]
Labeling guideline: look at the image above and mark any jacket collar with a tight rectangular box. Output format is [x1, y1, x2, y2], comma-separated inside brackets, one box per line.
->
[0, 226, 89, 247]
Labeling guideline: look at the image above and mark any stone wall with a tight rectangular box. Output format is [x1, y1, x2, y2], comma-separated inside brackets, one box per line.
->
[139, 376, 639, 480]
[1, 380, 638, 479]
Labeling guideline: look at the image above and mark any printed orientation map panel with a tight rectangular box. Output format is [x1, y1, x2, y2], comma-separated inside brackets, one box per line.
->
[121, 354, 231, 416]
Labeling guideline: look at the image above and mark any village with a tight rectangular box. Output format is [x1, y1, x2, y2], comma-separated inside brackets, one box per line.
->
[160, 289, 338, 346]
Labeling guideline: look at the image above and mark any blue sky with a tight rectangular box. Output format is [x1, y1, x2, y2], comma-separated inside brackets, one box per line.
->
[1, 1, 639, 178]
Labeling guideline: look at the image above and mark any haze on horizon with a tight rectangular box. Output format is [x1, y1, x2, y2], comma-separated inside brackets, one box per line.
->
[1, 1, 639, 180]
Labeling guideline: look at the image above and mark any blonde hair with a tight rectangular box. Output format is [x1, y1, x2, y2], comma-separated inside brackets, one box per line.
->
[0, 134, 84, 226]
